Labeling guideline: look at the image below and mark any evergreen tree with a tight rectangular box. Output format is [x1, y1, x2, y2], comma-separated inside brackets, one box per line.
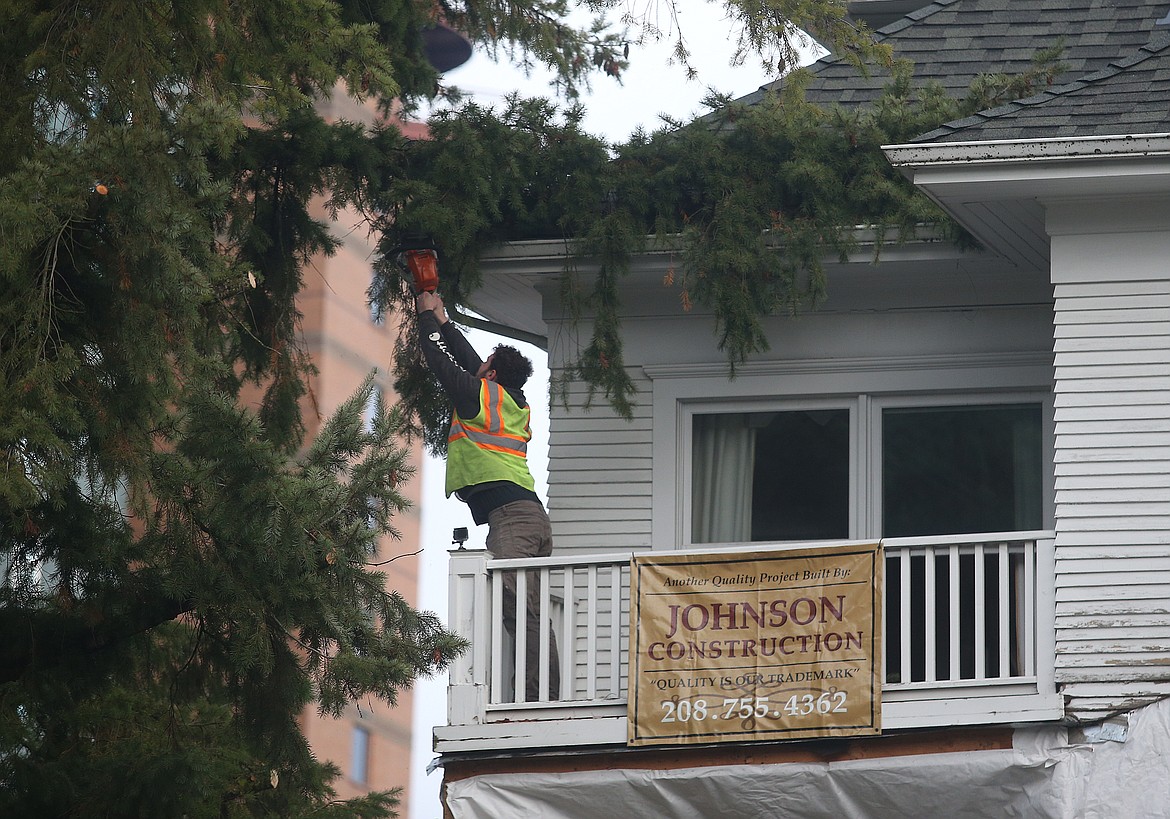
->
[376, 48, 1064, 432]
[0, 1, 883, 814]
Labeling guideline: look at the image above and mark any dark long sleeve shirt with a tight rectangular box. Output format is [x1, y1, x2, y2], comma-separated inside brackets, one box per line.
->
[418, 309, 540, 523]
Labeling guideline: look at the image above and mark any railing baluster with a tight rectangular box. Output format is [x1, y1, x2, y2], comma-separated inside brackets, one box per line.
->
[490, 568, 504, 703]
[1024, 538, 1036, 677]
[586, 565, 598, 700]
[621, 564, 630, 696]
[515, 569, 528, 702]
[539, 566, 551, 701]
[998, 543, 1010, 680]
[924, 547, 937, 683]
[562, 567, 575, 700]
[899, 548, 912, 685]
[973, 544, 986, 680]
[949, 544, 961, 681]
[609, 564, 621, 697]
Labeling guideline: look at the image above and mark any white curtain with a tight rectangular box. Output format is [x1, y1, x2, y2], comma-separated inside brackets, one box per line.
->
[692, 414, 757, 543]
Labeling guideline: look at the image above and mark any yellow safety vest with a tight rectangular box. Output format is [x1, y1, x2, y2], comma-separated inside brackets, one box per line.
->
[445, 380, 535, 497]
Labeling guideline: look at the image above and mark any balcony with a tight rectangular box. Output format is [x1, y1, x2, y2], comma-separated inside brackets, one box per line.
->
[437, 532, 1063, 753]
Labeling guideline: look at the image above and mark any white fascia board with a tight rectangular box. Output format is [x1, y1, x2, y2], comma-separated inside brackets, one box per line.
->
[883, 135, 1170, 203]
[472, 228, 982, 331]
[478, 238, 596, 277]
[478, 227, 967, 280]
[884, 134, 1170, 167]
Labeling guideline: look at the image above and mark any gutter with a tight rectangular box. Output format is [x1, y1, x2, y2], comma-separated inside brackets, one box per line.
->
[883, 133, 1170, 168]
[479, 226, 954, 267]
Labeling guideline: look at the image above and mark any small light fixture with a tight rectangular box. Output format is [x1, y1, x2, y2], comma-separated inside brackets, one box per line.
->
[452, 526, 469, 549]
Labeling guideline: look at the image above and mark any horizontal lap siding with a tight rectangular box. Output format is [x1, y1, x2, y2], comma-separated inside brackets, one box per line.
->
[1052, 278, 1170, 718]
[547, 368, 654, 552]
[566, 576, 630, 700]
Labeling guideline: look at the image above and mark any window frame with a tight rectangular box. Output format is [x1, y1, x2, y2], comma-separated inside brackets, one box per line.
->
[870, 392, 1053, 539]
[351, 724, 371, 786]
[681, 396, 862, 546]
[655, 361, 1055, 549]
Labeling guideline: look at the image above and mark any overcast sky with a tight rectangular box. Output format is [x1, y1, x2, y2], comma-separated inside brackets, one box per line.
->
[407, 7, 784, 816]
[437, 4, 777, 142]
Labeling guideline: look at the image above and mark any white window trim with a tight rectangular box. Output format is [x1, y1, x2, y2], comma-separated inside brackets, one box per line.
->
[646, 352, 1054, 550]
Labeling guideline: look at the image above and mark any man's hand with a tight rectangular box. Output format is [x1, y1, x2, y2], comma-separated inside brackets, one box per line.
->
[415, 291, 448, 324]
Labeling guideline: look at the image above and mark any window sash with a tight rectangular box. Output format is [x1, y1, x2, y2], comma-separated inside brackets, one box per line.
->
[685, 392, 1050, 546]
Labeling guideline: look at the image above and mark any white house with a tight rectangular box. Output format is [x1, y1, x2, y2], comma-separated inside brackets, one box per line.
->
[433, 2, 1170, 816]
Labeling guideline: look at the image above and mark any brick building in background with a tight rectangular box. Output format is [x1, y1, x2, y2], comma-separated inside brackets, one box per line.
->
[294, 25, 470, 814]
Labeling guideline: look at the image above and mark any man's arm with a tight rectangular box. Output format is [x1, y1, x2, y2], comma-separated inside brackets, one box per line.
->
[438, 319, 484, 376]
[416, 296, 483, 419]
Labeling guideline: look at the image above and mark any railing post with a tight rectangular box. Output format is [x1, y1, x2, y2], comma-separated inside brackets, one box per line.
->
[1034, 534, 1057, 695]
[447, 548, 489, 725]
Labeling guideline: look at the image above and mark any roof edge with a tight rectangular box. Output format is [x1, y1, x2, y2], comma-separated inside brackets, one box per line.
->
[884, 134, 1170, 167]
[740, 0, 958, 104]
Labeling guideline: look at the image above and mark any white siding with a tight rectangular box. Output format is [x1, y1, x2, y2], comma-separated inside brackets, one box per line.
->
[1049, 198, 1170, 719]
[531, 206, 1170, 723]
[545, 368, 655, 553]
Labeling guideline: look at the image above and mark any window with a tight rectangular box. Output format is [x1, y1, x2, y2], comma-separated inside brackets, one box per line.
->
[362, 384, 383, 434]
[878, 403, 1044, 683]
[692, 409, 849, 543]
[882, 404, 1042, 537]
[351, 725, 370, 785]
[688, 396, 1045, 544]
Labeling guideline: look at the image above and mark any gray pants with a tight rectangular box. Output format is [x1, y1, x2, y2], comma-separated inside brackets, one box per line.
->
[486, 500, 561, 701]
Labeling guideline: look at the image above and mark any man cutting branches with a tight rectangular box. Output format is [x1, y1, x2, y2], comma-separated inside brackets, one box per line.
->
[416, 291, 561, 702]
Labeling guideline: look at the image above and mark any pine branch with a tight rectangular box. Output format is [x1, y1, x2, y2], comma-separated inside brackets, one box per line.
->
[380, 42, 1062, 433]
[0, 579, 192, 684]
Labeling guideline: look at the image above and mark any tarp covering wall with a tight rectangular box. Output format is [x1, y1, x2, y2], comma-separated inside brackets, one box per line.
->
[445, 698, 1170, 818]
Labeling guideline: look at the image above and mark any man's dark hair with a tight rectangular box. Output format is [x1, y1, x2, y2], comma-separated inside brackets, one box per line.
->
[490, 345, 533, 390]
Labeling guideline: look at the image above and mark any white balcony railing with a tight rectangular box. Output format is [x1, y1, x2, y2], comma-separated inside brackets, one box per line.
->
[440, 532, 1061, 752]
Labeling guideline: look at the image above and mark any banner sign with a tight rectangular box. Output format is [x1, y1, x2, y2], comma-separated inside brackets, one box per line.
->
[628, 544, 883, 746]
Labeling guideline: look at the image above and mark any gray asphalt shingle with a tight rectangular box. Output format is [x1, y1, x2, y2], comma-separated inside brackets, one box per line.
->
[914, 32, 1170, 140]
[742, 0, 1170, 130]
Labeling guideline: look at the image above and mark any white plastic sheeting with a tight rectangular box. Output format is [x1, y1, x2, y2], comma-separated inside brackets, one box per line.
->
[445, 698, 1170, 818]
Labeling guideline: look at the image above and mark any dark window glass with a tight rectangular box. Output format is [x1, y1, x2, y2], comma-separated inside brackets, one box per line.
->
[882, 405, 1042, 538]
[692, 409, 849, 543]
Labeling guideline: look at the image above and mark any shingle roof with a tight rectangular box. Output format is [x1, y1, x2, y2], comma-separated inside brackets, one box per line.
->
[741, 0, 1170, 112]
[912, 32, 1170, 140]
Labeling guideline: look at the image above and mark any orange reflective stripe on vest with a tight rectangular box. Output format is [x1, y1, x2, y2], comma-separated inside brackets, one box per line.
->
[445, 380, 535, 497]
